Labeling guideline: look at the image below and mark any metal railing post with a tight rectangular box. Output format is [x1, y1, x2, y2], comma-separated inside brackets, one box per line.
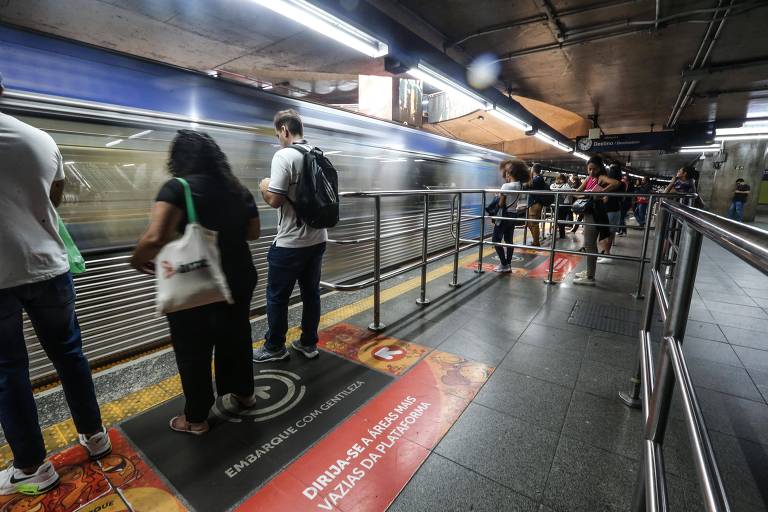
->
[545, 193, 560, 284]
[476, 191, 486, 274]
[449, 192, 463, 288]
[621, 204, 670, 409]
[633, 195, 655, 299]
[417, 194, 430, 305]
[368, 196, 386, 331]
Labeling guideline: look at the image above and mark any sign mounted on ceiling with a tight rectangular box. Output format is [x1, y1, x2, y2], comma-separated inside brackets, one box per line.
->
[576, 131, 675, 152]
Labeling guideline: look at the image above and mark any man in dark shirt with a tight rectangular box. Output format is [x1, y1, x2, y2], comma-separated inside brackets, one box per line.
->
[526, 164, 551, 246]
[728, 178, 751, 222]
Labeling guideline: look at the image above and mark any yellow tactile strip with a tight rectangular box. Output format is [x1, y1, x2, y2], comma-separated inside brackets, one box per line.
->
[0, 252, 482, 467]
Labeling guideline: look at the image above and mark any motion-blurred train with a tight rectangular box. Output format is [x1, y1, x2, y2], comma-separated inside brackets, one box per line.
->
[0, 26, 507, 382]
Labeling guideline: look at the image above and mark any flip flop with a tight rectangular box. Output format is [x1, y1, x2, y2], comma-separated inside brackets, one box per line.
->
[169, 415, 209, 436]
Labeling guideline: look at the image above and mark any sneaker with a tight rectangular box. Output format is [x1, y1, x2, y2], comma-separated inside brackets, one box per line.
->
[0, 461, 60, 496]
[574, 276, 596, 286]
[597, 257, 612, 264]
[78, 427, 111, 460]
[493, 264, 511, 273]
[575, 270, 588, 278]
[253, 345, 289, 363]
[291, 340, 320, 359]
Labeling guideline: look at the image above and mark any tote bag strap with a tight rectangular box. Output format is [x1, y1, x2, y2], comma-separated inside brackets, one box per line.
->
[174, 177, 198, 224]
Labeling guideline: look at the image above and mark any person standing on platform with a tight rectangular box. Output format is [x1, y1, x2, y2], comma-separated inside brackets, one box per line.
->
[550, 173, 572, 239]
[664, 166, 696, 195]
[634, 177, 652, 227]
[728, 178, 751, 222]
[569, 175, 583, 233]
[253, 109, 328, 363]
[131, 130, 261, 435]
[618, 172, 633, 236]
[525, 164, 550, 246]
[492, 159, 528, 272]
[0, 73, 111, 495]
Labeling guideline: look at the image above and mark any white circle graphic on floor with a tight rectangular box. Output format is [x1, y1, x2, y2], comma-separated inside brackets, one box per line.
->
[212, 369, 306, 423]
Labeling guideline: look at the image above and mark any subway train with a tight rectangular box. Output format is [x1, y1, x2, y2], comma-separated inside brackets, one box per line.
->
[0, 26, 509, 382]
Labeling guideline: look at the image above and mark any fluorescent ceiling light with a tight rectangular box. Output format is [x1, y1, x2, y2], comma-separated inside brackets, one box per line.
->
[488, 108, 532, 132]
[534, 131, 572, 153]
[105, 139, 123, 147]
[573, 151, 590, 161]
[679, 144, 720, 153]
[714, 134, 768, 142]
[250, 0, 388, 58]
[122, 163, 136, 167]
[716, 126, 768, 136]
[407, 63, 489, 110]
[128, 130, 152, 139]
[64, 161, 75, 165]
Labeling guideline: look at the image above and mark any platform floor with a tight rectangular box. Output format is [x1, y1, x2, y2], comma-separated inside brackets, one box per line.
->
[2, 220, 767, 512]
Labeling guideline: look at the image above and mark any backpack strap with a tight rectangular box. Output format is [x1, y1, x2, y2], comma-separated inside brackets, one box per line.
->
[174, 177, 197, 224]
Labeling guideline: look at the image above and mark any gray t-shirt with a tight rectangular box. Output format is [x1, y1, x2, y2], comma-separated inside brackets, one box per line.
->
[0, 113, 68, 289]
[267, 141, 328, 248]
[501, 181, 524, 212]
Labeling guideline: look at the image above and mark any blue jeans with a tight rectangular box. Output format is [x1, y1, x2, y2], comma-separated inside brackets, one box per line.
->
[265, 243, 326, 350]
[492, 218, 515, 265]
[728, 201, 744, 222]
[0, 273, 102, 468]
[635, 203, 648, 226]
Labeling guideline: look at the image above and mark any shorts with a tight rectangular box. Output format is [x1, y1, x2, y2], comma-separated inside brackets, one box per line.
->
[607, 210, 621, 233]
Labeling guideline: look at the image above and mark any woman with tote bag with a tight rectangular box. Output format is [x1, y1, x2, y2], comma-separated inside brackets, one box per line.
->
[130, 130, 261, 435]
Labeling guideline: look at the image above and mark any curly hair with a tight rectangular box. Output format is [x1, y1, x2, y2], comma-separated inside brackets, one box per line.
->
[501, 159, 531, 183]
[168, 130, 244, 194]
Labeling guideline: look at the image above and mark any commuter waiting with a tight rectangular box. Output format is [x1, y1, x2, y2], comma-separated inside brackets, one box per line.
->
[664, 166, 696, 195]
[131, 130, 261, 435]
[728, 178, 751, 222]
[525, 164, 550, 246]
[634, 177, 652, 227]
[492, 159, 529, 272]
[568, 175, 583, 233]
[598, 164, 626, 263]
[549, 173, 572, 239]
[253, 109, 328, 363]
[573, 156, 620, 286]
[0, 73, 110, 495]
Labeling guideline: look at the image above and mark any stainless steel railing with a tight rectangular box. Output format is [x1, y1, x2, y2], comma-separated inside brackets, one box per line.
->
[321, 188, 696, 331]
[619, 200, 768, 512]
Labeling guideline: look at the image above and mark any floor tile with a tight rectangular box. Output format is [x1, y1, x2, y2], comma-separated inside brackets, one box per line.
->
[687, 357, 764, 402]
[710, 311, 768, 332]
[530, 309, 593, 335]
[518, 323, 590, 356]
[541, 435, 638, 512]
[702, 300, 768, 319]
[561, 390, 643, 460]
[721, 325, 768, 351]
[733, 346, 768, 372]
[474, 367, 573, 433]
[454, 316, 531, 349]
[709, 431, 768, 509]
[685, 320, 727, 342]
[682, 336, 741, 366]
[697, 388, 768, 446]
[584, 333, 638, 370]
[576, 359, 634, 401]
[435, 403, 559, 501]
[437, 328, 511, 366]
[742, 287, 768, 300]
[696, 291, 758, 307]
[501, 342, 582, 388]
[747, 368, 768, 403]
[387, 453, 538, 512]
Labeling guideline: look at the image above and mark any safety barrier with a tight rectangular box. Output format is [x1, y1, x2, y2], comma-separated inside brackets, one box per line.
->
[618, 200, 768, 511]
[320, 188, 696, 330]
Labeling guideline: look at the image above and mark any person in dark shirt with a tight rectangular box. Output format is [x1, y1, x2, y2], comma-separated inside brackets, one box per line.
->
[526, 164, 550, 246]
[130, 130, 261, 435]
[634, 177, 652, 227]
[728, 178, 751, 222]
[664, 166, 696, 195]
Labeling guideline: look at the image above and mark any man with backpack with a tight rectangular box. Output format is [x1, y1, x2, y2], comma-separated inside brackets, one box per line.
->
[526, 164, 552, 246]
[253, 109, 337, 363]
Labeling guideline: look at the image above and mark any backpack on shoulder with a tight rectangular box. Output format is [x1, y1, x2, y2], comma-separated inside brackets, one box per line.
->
[289, 145, 340, 229]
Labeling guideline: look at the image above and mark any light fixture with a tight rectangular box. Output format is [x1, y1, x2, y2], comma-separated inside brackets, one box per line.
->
[679, 144, 720, 153]
[715, 125, 768, 136]
[64, 161, 75, 165]
[407, 63, 489, 110]
[714, 134, 768, 142]
[128, 130, 152, 139]
[250, 0, 388, 58]
[534, 131, 573, 152]
[105, 139, 123, 147]
[488, 108, 532, 132]
[122, 163, 136, 167]
[323, 150, 342, 155]
[573, 151, 590, 161]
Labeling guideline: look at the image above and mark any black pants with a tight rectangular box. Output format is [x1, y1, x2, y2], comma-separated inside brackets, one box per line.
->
[556, 205, 571, 237]
[167, 286, 256, 423]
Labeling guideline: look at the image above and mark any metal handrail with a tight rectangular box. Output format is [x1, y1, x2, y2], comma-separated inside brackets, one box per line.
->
[621, 199, 768, 512]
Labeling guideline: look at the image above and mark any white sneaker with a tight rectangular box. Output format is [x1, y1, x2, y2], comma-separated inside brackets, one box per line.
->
[575, 270, 588, 278]
[597, 257, 612, 264]
[78, 427, 112, 460]
[0, 461, 60, 496]
[493, 264, 511, 273]
[574, 276, 596, 286]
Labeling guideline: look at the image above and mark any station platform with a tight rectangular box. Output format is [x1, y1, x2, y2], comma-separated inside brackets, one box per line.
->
[2, 225, 767, 512]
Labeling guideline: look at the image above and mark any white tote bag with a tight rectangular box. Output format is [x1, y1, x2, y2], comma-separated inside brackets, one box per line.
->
[155, 177, 233, 314]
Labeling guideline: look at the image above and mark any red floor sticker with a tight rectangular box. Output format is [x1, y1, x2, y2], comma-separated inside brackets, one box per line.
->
[0, 429, 187, 512]
[464, 249, 581, 282]
[318, 323, 428, 376]
[237, 351, 493, 512]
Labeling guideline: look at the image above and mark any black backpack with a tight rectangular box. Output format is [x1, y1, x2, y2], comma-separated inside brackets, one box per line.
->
[288, 144, 340, 229]
[530, 175, 554, 206]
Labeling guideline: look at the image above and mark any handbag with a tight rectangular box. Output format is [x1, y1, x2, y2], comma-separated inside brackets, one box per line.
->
[485, 196, 501, 217]
[155, 177, 233, 314]
[570, 198, 593, 214]
[57, 216, 86, 274]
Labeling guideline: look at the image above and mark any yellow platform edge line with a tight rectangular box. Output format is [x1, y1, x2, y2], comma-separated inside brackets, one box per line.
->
[0, 249, 487, 466]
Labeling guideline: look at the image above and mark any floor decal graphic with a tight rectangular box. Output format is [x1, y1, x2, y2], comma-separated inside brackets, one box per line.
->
[318, 323, 428, 376]
[0, 429, 186, 512]
[464, 249, 581, 282]
[238, 351, 493, 511]
[121, 353, 392, 512]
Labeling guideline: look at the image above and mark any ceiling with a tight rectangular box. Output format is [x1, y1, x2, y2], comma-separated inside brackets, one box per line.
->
[2, 0, 767, 174]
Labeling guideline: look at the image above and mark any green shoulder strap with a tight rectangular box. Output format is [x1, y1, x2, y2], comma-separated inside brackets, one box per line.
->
[174, 177, 198, 224]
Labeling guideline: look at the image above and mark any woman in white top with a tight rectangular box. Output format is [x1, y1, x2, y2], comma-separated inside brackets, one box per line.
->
[550, 173, 572, 239]
[493, 159, 531, 272]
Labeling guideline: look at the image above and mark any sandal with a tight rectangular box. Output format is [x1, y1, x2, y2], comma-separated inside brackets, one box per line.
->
[169, 415, 209, 436]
